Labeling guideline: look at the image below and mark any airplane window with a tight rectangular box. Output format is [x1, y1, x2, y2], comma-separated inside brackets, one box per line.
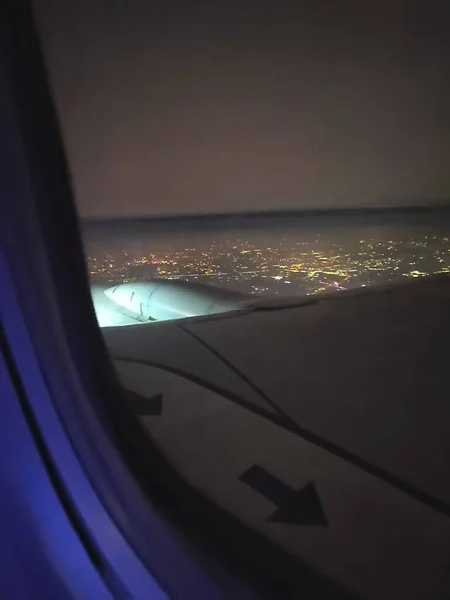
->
[31, 1, 450, 598]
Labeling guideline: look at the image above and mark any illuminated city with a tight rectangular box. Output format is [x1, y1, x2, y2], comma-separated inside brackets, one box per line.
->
[83, 215, 450, 298]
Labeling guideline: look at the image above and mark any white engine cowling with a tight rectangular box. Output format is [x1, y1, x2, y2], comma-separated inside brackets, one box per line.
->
[104, 279, 248, 321]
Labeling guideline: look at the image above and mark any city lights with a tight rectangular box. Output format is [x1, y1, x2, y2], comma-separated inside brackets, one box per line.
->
[85, 230, 450, 298]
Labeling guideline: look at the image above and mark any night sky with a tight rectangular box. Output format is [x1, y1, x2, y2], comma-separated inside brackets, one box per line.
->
[34, 1, 450, 218]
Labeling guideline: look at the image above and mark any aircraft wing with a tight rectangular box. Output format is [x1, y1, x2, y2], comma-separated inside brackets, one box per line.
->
[100, 275, 450, 599]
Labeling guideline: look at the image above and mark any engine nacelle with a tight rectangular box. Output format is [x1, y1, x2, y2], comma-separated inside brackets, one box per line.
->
[104, 279, 248, 321]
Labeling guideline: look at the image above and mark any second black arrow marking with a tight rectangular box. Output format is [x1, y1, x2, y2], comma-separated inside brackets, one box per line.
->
[124, 388, 163, 416]
[239, 465, 328, 526]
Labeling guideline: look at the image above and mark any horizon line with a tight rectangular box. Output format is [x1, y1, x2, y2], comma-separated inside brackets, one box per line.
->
[81, 201, 450, 226]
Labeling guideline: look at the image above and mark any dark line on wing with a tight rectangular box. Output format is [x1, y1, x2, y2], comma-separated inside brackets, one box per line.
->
[113, 355, 287, 425]
[113, 354, 450, 519]
[179, 323, 289, 420]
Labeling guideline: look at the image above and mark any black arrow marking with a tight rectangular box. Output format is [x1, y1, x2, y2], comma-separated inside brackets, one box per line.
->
[124, 388, 163, 416]
[240, 465, 328, 526]
[113, 357, 450, 520]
